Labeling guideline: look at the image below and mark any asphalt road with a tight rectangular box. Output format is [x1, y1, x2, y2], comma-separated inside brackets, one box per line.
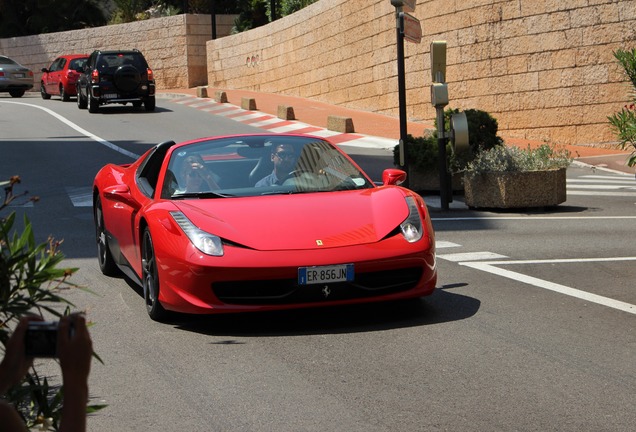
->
[1, 94, 635, 431]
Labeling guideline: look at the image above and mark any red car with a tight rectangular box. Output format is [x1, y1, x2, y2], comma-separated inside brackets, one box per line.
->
[93, 134, 437, 321]
[40, 54, 88, 101]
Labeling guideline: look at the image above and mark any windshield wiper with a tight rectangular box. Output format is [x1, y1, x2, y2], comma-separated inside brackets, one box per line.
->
[172, 191, 233, 199]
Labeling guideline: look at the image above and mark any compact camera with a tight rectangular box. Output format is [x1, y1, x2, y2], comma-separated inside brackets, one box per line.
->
[24, 321, 59, 357]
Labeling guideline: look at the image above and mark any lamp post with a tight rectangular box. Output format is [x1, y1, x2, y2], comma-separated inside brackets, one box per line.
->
[390, 1, 419, 189]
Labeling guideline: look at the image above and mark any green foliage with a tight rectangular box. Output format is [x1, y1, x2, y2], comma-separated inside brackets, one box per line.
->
[395, 108, 504, 173]
[0, 0, 107, 37]
[608, 48, 636, 167]
[280, 0, 318, 16]
[443, 107, 504, 154]
[465, 144, 572, 178]
[393, 134, 442, 172]
[1, 177, 105, 430]
[232, 0, 269, 33]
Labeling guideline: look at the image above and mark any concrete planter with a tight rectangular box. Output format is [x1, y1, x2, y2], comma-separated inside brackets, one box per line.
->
[463, 168, 567, 208]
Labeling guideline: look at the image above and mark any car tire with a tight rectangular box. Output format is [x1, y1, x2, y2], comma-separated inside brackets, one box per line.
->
[142, 227, 168, 321]
[88, 90, 99, 113]
[60, 85, 70, 102]
[144, 96, 156, 112]
[132, 101, 142, 108]
[9, 90, 25, 98]
[77, 86, 87, 109]
[94, 196, 119, 276]
[40, 83, 51, 100]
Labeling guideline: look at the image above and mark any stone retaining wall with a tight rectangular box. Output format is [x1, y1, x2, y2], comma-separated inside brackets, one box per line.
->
[206, 0, 636, 147]
[0, 14, 236, 90]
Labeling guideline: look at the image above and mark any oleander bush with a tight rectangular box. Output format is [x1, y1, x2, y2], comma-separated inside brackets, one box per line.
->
[0, 176, 105, 431]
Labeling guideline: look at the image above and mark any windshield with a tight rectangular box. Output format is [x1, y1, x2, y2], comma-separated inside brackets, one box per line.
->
[160, 136, 373, 199]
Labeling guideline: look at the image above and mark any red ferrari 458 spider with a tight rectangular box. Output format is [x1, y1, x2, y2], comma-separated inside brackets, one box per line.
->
[40, 54, 88, 101]
[93, 134, 437, 321]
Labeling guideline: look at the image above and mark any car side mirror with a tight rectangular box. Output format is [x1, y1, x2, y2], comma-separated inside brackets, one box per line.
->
[382, 169, 407, 186]
[103, 185, 140, 209]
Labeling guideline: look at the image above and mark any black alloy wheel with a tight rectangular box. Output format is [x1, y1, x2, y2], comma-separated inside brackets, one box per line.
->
[94, 196, 118, 276]
[142, 228, 168, 321]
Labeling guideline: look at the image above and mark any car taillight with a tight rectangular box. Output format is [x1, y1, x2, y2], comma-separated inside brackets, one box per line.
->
[28, 71, 33, 77]
[147, 68, 153, 81]
[0, 71, 4, 77]
[91, 69, 99, 83]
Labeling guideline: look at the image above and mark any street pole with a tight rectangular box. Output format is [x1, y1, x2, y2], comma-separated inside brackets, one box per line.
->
[210, 0, 217, 40]
[393, 5, 409, 187]
[436, 107, 450, 210]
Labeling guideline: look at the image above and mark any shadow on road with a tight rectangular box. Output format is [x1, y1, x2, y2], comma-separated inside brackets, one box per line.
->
[166, 285, 480, 337]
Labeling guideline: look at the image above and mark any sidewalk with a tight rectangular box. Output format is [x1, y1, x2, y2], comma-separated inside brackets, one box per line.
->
[158, 87, 636, 175]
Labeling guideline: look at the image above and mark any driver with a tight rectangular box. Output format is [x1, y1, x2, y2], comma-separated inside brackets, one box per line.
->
[255, 143, 297, 187]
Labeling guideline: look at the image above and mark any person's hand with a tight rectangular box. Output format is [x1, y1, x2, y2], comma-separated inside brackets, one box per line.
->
[0, 316, 41, 394]
[57, 314, 92, 389]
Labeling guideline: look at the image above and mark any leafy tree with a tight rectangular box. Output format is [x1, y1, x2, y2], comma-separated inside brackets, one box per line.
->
[0, 0, 107, 37]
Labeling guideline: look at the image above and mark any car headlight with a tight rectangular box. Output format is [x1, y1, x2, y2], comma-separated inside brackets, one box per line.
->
[170, 211, 224, 256]
[400, 196, 423, 243]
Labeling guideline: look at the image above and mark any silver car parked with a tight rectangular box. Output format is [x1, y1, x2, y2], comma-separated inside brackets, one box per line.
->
[0, 55, 34, 98]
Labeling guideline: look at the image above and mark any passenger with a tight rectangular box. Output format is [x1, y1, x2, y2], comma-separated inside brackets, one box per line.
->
[180, 154, 220, 192]
[255, 143, 297, 187]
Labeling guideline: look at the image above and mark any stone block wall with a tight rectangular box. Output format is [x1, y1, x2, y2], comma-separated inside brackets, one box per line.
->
[0, 14, 216, 90]
[206, 0, 636, 147]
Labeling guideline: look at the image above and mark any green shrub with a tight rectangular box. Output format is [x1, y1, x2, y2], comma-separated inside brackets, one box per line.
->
[1, 176, 105, 430]
[393, 108, 504, 173]
[608, 48, 636, 167]
[465, 144, 572, 178]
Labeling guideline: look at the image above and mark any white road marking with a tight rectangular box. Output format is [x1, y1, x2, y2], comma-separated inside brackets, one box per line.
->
[437, 252, 508, 262]
[432, 215, 636, 221]
[435, 241, 461, 248]
[567, 191, 636, 196]
[0, 101, 140, 159]
[462, 259, 636, 315]
[66, 186, 93, 207]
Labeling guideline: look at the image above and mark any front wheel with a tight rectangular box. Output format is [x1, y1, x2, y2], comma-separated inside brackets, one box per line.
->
[142, 228, 168, 321]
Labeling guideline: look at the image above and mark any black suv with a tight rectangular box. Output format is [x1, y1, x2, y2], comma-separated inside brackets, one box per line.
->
[77, 49, 155, 113]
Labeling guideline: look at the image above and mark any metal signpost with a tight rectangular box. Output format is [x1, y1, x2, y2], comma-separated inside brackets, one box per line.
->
[390, 1, 421, 186]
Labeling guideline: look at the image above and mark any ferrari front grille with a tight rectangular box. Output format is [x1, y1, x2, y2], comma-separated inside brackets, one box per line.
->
[213, 267, 423, 305]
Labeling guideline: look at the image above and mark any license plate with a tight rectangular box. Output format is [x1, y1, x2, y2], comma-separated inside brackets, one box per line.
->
[103, 93, 118, 99]
[13, 73, 25, 78]
[298, 264, 354, 285]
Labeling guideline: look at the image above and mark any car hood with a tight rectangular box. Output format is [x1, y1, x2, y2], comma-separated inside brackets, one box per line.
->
[172, 188, 410, 251]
